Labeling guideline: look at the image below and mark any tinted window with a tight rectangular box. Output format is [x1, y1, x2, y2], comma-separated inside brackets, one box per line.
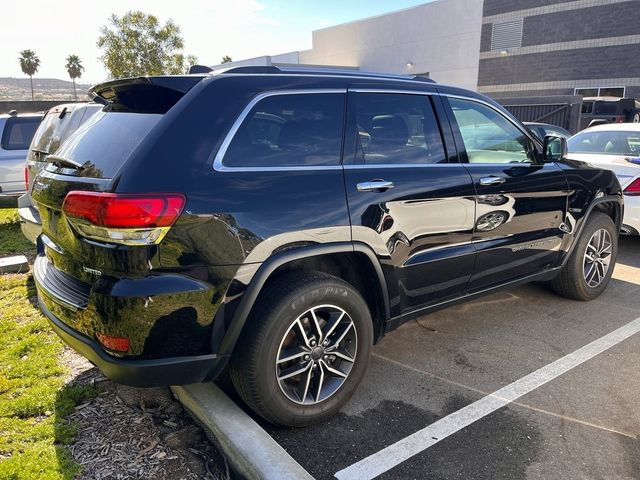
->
[568, 131, 640, 156]
[223, 93, 344, 167]
[582, 102, 594, 114]
[594, 102, 618, 115]
[1, 117, 40, 150]
[354, 93, 445, 165]
[449, 98, 536, 164]
[54, 111, 161, 178]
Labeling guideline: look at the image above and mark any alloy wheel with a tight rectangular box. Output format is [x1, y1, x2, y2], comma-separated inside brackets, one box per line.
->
[583, 228, 612, 288]
[275, 304, 357, 405]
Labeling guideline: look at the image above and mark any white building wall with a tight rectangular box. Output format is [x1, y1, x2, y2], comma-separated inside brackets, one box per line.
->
[299, 0, 483, 90]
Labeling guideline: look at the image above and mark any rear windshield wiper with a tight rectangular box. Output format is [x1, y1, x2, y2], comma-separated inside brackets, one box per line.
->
[46, 155, 85, 171]
[31, 147, 50, 158]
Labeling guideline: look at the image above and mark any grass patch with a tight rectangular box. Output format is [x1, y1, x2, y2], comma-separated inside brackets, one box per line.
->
[0, 206, 93, 479]
[0, 199, 34, 259]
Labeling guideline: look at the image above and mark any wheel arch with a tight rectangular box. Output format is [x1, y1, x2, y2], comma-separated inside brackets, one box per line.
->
[561, 195, 622, 267]
[215, 242, 390, 367]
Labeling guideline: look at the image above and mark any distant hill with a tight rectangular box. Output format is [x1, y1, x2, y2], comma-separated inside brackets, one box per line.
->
[0, 77, 93, 101]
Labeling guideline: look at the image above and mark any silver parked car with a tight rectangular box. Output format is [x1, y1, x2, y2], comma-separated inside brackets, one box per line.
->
[0, 112, 42, 195]
[18, 103, 102, 243]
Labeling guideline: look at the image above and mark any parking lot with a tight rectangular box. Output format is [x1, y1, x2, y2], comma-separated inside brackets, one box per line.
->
[257, 237, 640, 480]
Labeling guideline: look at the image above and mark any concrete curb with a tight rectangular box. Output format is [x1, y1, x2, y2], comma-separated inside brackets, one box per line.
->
[171, 383, 314, 480]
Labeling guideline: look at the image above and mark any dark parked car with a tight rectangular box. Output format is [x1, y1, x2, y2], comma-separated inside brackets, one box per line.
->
[18, 102, 102, 243]
[524, 122, 571, 140]
[31, 67, 622, 426]
[580, 96, 640, 130]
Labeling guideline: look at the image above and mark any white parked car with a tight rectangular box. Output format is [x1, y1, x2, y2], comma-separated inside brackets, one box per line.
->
[567, 123, 640, 235]
[0, 112, 42, 195]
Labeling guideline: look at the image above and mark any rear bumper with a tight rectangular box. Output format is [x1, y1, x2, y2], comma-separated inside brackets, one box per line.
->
[17, 193, 41, 244]
[39, 296, 225, 387]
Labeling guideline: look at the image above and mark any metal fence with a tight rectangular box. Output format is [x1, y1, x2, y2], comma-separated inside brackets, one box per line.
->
[493, 95, 583, 134]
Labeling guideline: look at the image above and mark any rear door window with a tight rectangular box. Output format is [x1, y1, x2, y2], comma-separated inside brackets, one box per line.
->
[54, 111, 161, 178]
[353, 92, 446, 164]
[1, 116, 41, 150]
[222, 92, 345, 168]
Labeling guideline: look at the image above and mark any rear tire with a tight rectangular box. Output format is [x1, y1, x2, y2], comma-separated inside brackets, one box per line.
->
[229, 271, 373, 426]
[551, 212, 617, 301]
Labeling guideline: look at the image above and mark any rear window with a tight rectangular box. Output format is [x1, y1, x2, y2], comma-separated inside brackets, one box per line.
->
[54, 111, 161, 178]
[1, 117, 41, 150]
[594, 102, 618, 115]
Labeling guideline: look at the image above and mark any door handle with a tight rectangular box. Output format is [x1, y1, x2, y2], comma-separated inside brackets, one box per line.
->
[356, 180, 395, 192]
[479, 176, 506, 186]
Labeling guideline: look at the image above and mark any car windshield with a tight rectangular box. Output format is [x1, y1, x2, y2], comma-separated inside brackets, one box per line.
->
[567, 130, 640, 156]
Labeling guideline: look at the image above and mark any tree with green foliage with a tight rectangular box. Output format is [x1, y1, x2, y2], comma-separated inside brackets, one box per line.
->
[18, 50, 40, 101]
[221, 55, 233, 64]
[65, 55, 84, 101]
[97, 11, 197, 78]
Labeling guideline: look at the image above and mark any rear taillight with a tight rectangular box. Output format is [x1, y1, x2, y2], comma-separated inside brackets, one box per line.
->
[24, 166, 29, 191]
[62, 192, 185, 245]
[623, 178, 640, 196]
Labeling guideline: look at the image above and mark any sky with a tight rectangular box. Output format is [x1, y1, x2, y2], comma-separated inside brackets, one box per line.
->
[2, 0, 434, 85]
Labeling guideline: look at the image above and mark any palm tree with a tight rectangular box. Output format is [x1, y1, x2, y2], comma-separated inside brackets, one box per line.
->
[18, 50, 40, 101]
[65, 55, 84, 101]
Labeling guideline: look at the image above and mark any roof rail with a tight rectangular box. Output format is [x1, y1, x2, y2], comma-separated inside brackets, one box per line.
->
[210, 64, 436, 83]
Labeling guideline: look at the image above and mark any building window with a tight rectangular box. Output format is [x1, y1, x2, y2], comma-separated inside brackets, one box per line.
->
[575, 87, 625, 98]
[491, 19, 523, 51]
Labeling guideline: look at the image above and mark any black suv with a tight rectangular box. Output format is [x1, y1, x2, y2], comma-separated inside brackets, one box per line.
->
[32, 67, 623, 426]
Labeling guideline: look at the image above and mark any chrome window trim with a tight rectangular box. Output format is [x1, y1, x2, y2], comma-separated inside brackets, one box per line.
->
[212, 89, 347, 172]
[343, 163, 464, 169]
[348, 88, 434, 95]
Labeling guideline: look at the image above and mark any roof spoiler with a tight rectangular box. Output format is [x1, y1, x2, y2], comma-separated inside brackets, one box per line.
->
[89, 76, 204, 113]
[188, 64, 213, 74]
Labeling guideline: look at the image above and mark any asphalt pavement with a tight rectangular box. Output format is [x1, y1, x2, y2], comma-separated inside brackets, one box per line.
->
[262, 236, 640, 480]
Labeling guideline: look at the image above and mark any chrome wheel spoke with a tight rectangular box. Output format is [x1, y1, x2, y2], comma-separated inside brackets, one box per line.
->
[277, 346, 309, 364]
[299, 366, 313, 402]
[278, 361, 312, 381]
[314, 363, 326, 402]
[322, 311, 345, 343]
[321, 360, 348, 378]
[309, 309, 324, 342]
[326, 321, 354, 351]
[293, 319, 312, 348]
[331, 350, 355, 363]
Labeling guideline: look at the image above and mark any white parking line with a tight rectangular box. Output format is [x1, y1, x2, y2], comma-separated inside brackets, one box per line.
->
[335, 315, 640, 480]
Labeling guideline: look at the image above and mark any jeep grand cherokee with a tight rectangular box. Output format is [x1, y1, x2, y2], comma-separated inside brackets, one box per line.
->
[31, 66, 623, 426]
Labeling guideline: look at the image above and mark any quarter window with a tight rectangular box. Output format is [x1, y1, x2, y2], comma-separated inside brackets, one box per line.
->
[354, 93, 446, 165]
[222, 93, 345, 168]
[449, 98, 536, 164]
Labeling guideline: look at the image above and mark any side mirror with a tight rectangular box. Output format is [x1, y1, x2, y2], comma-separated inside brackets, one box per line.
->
[542, 135, 567, 163]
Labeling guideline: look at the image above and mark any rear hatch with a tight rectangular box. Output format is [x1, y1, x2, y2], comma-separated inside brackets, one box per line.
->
[31, 76, 203, 288]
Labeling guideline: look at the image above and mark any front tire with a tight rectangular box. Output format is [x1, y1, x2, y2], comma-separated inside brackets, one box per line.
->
[229, 271, 373, 426]
[551, 212, 618, 300]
